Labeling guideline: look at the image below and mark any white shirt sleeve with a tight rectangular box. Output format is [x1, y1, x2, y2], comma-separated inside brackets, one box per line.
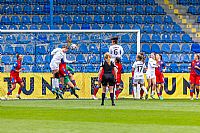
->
[149, 59, 157, 68]
[51, 48, 60, 56]
[120, 46, 124, 57]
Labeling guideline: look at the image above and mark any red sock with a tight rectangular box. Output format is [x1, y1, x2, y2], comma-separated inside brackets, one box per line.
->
[140, 89, 144, 97]
[93, 87, 99, 96]
[18, 87, 22, 95]
[157, 93, 160, 97]
[115, 90, 121, 99]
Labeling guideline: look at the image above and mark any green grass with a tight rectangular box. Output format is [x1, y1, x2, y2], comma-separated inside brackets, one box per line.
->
[0, 99, 200, 133]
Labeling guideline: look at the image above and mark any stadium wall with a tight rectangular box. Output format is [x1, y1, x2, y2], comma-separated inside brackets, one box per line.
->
[0, 73, 191, 99]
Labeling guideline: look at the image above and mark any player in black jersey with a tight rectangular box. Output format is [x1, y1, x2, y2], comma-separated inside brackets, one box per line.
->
[98, 52, 118, 106]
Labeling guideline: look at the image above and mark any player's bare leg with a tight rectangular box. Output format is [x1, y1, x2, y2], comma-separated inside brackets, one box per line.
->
[151, 78, 156, 99]
[140, 83, 148, 100]
[16, 82, 24, 99]
[146, 79, 152, 98]
[69, 74, 80, 90]
[52, 69, 59, 94]
[5, 83, 16, 99]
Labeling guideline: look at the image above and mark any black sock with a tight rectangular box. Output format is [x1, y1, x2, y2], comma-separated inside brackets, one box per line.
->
[102, 93, 105, 104]
[110, 93, 114, 104]
[196, 89, 199, 95]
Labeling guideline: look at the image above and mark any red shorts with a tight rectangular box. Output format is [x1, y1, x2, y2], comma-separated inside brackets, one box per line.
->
[10, 76, 22, 84]
[195, 75, 200, 86]
[190, 73, 197, 84]
[156, 73, 164, 84]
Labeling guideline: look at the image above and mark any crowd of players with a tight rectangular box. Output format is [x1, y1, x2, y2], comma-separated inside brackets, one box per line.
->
[2, 36, 200, 105]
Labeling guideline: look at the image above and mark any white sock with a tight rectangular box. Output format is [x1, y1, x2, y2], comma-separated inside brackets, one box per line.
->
[55, 78, 59, 88]
[52, 78, 56, 88]
[141, 86, 148, 94]
[136, 86, 141, 99]
[151, 90, 155, 96]
[133, 86, 137, 98]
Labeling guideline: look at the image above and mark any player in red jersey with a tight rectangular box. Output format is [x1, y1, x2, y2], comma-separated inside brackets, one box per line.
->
[115, 57, 124, 100]
[189, 54, 199, 100]
[155, 54, 166, 100]
[5, 54, 24, 99]
[92, 69, 104, 99]
[194, 58, 200, 99]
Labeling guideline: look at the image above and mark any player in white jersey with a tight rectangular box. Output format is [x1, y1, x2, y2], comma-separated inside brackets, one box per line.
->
[132, 54, 148, 100]
[109, 37, 124, 62]
[146, 53, 158, 99]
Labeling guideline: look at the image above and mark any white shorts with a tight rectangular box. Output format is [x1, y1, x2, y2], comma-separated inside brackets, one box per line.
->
[50, 61, 60, 71]
[146, 72, 156, 79]
[133, 78, 144, 84]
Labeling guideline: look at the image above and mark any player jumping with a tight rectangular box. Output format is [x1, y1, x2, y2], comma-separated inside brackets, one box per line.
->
[155, 54, 166, 100]
[194, 56, 200, 99]
[99, 52, 117, 106]
[189, 54, 199, 100]
[5, 54, 24, 99]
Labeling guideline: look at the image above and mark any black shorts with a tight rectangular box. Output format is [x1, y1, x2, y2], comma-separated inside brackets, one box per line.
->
[101, 74, 115, 86]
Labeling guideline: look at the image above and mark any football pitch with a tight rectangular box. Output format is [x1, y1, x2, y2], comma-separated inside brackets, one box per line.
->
[0, 99, 200, 133]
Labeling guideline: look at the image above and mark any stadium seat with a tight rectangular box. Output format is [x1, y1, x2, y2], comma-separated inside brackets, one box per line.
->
[1, 16, 11, 25]
[130, 54, 136, 62]
[53, 16, 62, 24]
[172, 34, 181, 43]
[94, 15, 103, 24]
[19, 25, 28, 30]
[74, 5, 84, 14]
[9, 25, 18, 30]
[180, 54, 190, 63]
[152, 34, 161, 43]
[63, 16, 73, 24]
[61, 24, 70, 30]
[92, 24, 101, 29]
[76, 54, 86, 63]
[4, 44, 14, 55]
[51, 25, 60, 30]
[173, 24, 182, 33]
[122, 55, 130, 64]
[104, 15, 113, 24]
[170, 63, 179, 73]
[121, 34, 130, 43]
[100, 44, 109, 53]
[141, 34, 151, 43]
[15, 46, 25, 55]
[36, 46, 47, 55]
[182, 34, 192, 43]
[114, 15, 123, 24]
[154, 15, 163, 24]
[30, 25, 39, 30]
[85, 5, 94, 14]
[142, 44, 151, 54]
[71, 24, 80, 30]
[1, 55, 11, 65]
[81, 24, 91, 29]
[161, 43, 170, 53]
[164, 15, 173, 24]
[151, 43, 161, 53]
[153, 24, 162, 33]
[40, 24, 50, 30]
[122, 24, 131, 29]
[145, 6, 154, 15]
[83, 16, 93, 24]
[191, 43, 200, 53]
[87, 55, 97, 64]
[155, 6, 165, 15]
[112, 24, 121, 29]
[54, 5, 63, 14]
[162, 34, 171, 43]
[163, 25, 172, 33]
[105, 5, 114, 14]
[0, 25, 7, 30]
[89, 44, 99, 53]
[43, 5, 50, 14]
[32, 65, 42, 73]
[143, 25, 152, 33]
[85, 64, 95, 72]
[188, 6, 197, 15]
[23, 65, 31, 73]
[135, 5, 144, 15]
[78, 44, 88, 53]
[132, 24, 142, 32]
[124, 15, 133, 24]
[32, 16, 42, 24]
[181, 44, 191, 53]
[43, 64, 51, 72]
[36, 55, 44, 64]
[38, 34, 48, 42]
[2, 5, 12, 14]
[33, 5, 43, 14]
[26, 45, 35, 54]
[95, 6, 105, 15]
[102, 24, 111, 29]
[66, 54, 76, 62]
[162, 54, 170, 63]
[24, 5, 32, 14]
[170, 54, 179, 63]
[65, 5, 74, 14]
[0, 45, 3, 54]
[11, 16, 20, 24]
[144, 16, 153, 24]
[125, 6, 134, 14]
[171, 44, 181, 53]
[121, 44, 130, 54]
[13, 5, 23, 14]
[131, 44, 137, 53]
[115, 5, 124, 14]
[180, 63, 189, 73]
[6, 35, 16, 44]
[23, 55, 33, 65]
[134, 16, 143, 24]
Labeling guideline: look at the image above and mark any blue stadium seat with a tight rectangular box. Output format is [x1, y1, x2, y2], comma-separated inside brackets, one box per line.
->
[43, 5, 50, 14]
[114, 15, 123, 24]
[85, 5, 94, 14]
[24, 5, 32, 14]
[154, 15, 163, 24]
[23, 55, 33, 65]
[180, 54, 190, 63]
[43, 64, 51, 72]
[30, 25, 39, 30]
[2, 5, 12, 14]
[65, 5, 74, 14]
[32, 65, 42, 73]
[171, 43, 181, 53]
[42, 16, 51, 24]
[66, 54, 76, 62]
[182, 34, 192, 43]
[53, 16, 62, 24]
[162, 34, 171, 43]
[170, 54, 179, 63]
[188, 6, 197, 15]
[38, 34, 48, 42]
[173, 24, 182, 33]
[83, 16, 92, 24]
[141, 34, 151, 43]
[105, 5, 114, 14]
[59, 34, 67, 42]
[172, 34, 181, 43]
[121, 44, 130, 54]
[61, 24, 70, 30]
[94, 15, 103, 24]
[40, 24, 50, 30]
[33, 5, 43, 14]
[78, 44, 88, 53]
[21, 16, 31, 24]
[32, 16, 41, 24]
[124, 15, 133, 24]
[87, 55, 97, 64]
[80, 34, 89, 41]
[162, 54, 170, 63]
[161, 43, 170, 53]
[115, 5, 124, 14]
[54, 5, 63, 14]
[152, 34, 162, 43]
[102, 24, 111, 29]
[74, 5, 84, 14]
[100, 44, 109, 53]
[104, 15, 113, 24]
[71, 24, 80, 30]
[6, 35, 16, 44]
[23, 65, 31, 73]
[11, 16, 20, 24]
[122, 55, 130, 64]
[76, 54, 86, 63]
[9, 25, 18, 30]
[89, 44, 99, 53]
[81, 24, 91, 29]
[26, 45, 35, 54]
[121, 34, 130, 43]
[122, 24, 131, 29]
[170, 63, 179, 73]
[1, 16, 11, 25]
[132, 24, 142, 32]
[135, 5, 144, 15]
[143, 24, 152, 33]
[4, 45, 15, 55]
[191, 43, 200, 53]
[51, 25, 60, 30]
[181, 44, 191, 53]
[92, 24, 101, 29]
[142, 44, 151, 54]
[1, 56, 11, 65]
[85, 64, 95, 72]
[163, 25, 172, 33]
[153, 24, 162, 33]
[95, 6, 105, 15]
[73, 16, 83, 24]
[36, 55, 44, 64]
[197, 16, 200, 23]
[151, 43, 161, 53]
[130, 54, 136, 62]
[15, 46, 25, 55]
[36, 46, 47, 55]
[0, 25, 7, 30]
[125, 6, 134, 14]
[112, 24, 121, 29]
[13, 5, 23, 14]
[47, 45, 55, 53]
[155, 6, 165, 15]
[164, 15, 173, 24]
[131, 34, 137, 43]
[134, 16, 143, 24]
[145, 6, 154, 15]
[0, 45, 3, 54]
[63, 16, 73, 24]
[144, 16, 153, 24]
[180, 63, 189, 73]
[131, 44, 137, 53]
